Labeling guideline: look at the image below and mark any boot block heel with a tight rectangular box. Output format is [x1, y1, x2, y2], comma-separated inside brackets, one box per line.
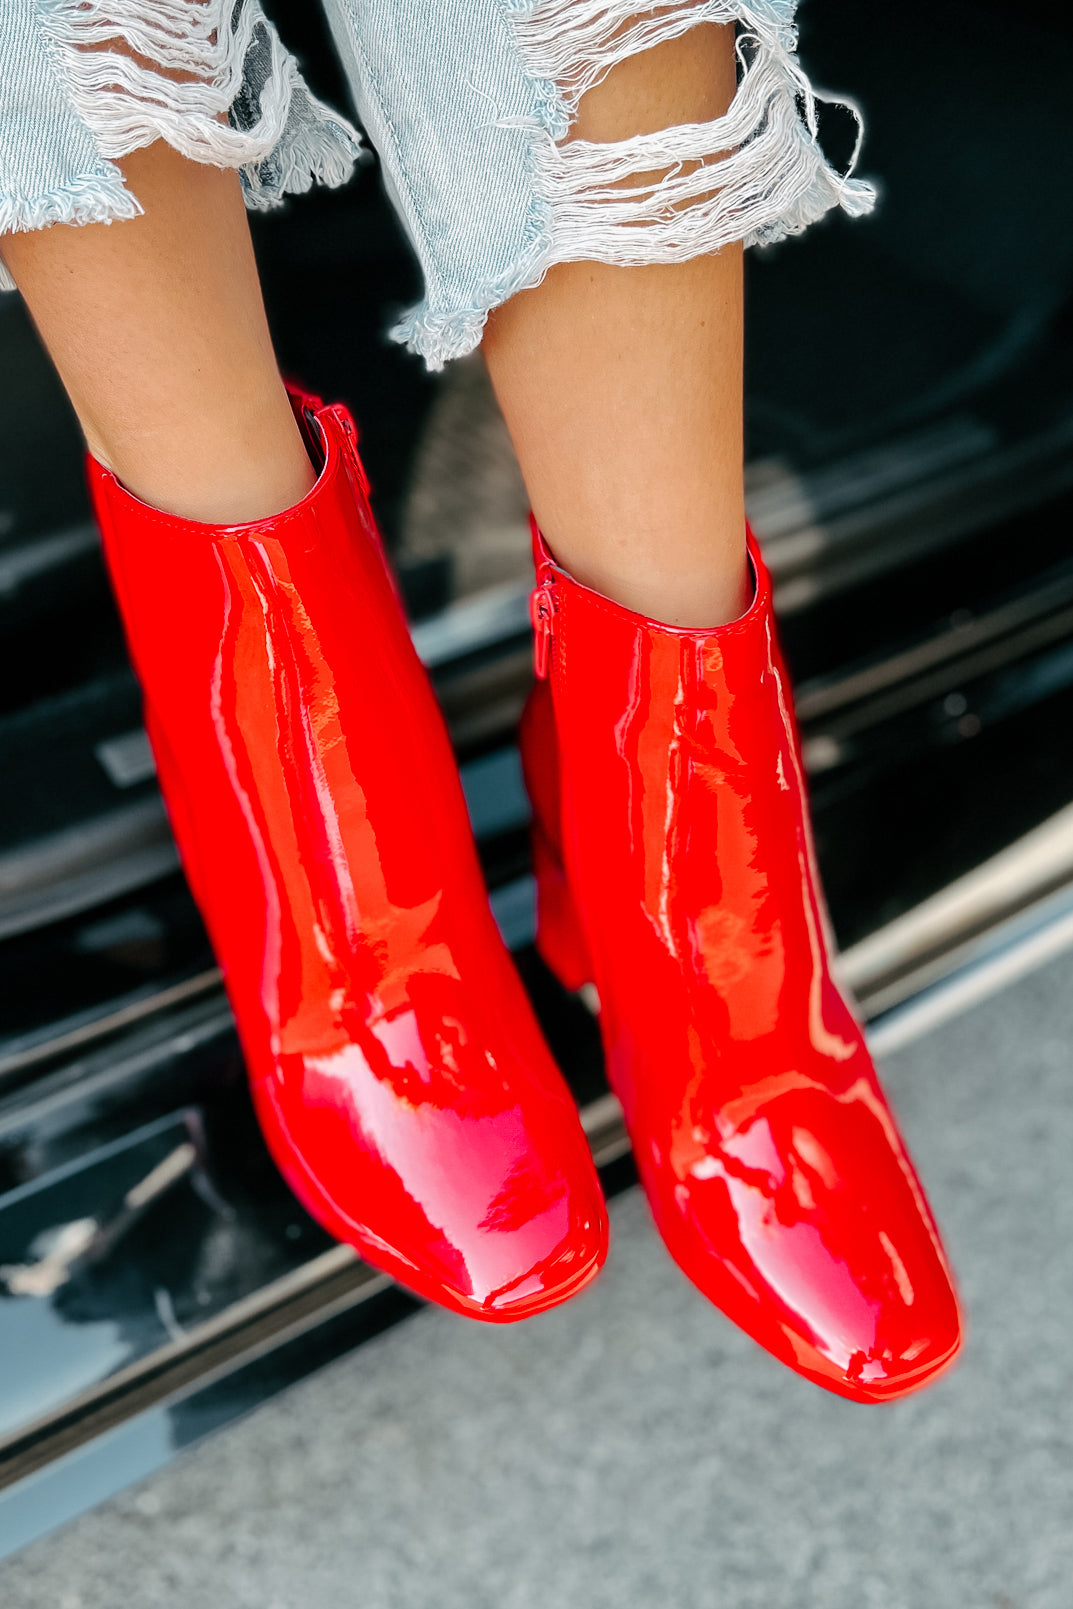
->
[532, 826, 594, 994]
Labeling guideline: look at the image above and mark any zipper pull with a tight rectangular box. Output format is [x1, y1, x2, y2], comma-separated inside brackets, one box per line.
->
[530, 577, 559, 679]
[327, 404, 371, 497]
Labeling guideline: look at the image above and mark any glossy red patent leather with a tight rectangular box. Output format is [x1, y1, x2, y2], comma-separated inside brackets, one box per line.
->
[522, 521, 962, 1398]
[86, 393, 607, 1321]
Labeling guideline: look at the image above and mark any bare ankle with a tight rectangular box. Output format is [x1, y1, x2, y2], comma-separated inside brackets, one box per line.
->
[560, 555, 752, 629]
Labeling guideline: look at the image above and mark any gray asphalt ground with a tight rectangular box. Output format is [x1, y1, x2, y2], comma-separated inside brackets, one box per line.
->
[5, 950, 1073, 1609]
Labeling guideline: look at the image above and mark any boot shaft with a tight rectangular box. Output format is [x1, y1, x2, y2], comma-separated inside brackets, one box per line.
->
[87, 396, 496, 1057]
[529, 520, 859, 1088]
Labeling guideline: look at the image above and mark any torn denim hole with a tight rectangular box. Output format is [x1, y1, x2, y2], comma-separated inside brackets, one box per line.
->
[35, 0, 362, 209]
[386, 0, 876, 369]
[506, 0, 876, 266]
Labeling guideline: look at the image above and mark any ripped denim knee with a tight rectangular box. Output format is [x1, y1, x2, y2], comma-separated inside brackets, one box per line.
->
[0, 0, 362, 291]
[324, 0, 876, 369]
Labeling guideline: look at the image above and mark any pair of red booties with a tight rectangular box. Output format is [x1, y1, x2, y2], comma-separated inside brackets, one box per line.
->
[88, 389, 962, 1403]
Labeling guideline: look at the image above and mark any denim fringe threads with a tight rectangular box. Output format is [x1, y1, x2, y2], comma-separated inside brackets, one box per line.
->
[0, 0, 362, 291]
[1, 0, 874, 365]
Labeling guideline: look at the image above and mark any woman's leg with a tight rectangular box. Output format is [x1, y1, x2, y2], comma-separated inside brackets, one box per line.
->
[482, 24, 748, 629]
[0, 141, 314, 524]
[485, 19, 959, 1396]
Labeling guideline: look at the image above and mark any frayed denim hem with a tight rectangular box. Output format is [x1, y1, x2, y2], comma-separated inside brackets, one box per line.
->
[391, 0, 876, 370]
[391, 224, 552, 368]
[36, 0, 364, 201]
[0, 168, 140, 291]
[0, 0, 363, 292]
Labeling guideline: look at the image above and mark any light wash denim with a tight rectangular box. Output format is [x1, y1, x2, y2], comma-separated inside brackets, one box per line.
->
[0, 0, 363, 295]
[0, 0, 874, 367]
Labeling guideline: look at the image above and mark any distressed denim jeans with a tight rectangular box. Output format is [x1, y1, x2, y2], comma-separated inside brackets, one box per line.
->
[0, 0, 874, 368]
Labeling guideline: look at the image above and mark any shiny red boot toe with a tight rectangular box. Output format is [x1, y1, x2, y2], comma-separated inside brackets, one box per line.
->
[87, 392, 608, 1321]
[521, 520, 962, 1395]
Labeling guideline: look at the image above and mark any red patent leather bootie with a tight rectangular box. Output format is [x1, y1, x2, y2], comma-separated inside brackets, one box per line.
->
[86, 391, 608, 1321]
[521, 521, 962, 1398]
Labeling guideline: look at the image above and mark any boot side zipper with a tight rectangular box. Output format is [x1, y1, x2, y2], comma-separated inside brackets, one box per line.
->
[530, 577, 559, 679]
